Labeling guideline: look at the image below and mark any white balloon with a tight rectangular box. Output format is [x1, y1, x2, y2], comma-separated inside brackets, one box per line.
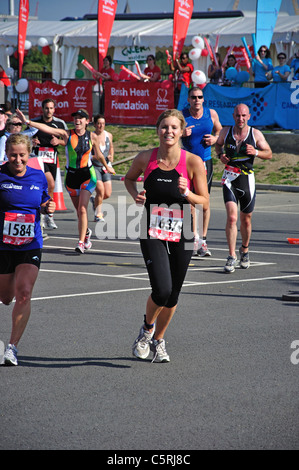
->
[189, 48, 202, 60]
[25, 40, 32, 50]
[5, 46, 14, 56]
[15, 78, 29, 93]
[192, 36, 205, 50]
[191, 70, 206, 85]
[6, 67, 14, 77]
[38, 37, 48, 47]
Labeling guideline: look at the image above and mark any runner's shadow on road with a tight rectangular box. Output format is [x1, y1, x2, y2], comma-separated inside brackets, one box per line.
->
[18, 356, 134, 369]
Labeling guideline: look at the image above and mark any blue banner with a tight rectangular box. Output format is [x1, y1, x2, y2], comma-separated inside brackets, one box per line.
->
[181, 83, 299, 130]
[274, 82, 299, 129]
[256, 0, 282, 50]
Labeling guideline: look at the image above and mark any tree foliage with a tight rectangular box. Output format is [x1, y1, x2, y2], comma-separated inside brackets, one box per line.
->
[10, 46, 52, 73]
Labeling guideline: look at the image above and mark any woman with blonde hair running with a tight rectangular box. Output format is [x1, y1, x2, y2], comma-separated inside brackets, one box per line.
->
[125, 109, 209, 363]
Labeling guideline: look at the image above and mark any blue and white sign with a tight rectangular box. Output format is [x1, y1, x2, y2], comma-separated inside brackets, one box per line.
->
[179, 82, 299, 130]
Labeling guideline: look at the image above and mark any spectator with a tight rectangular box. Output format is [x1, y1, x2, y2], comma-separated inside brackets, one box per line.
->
[267, 53, 291, 82]
[94, 55, 116, 114]
[223, 54, 240, 86]
[208, 52, 223, 84]
[169, 52, 194, 107]
[0, 65, 11, 102]
[5, 101, 13, 116]
[250, 45, 273, 88]
[288, 50, 299, 79]
[139, 55, 161, 82]
[293, 67, 299, 81]
[0, 105, 8, 138]
[94, 55, 115, 82]
[0, 113, 38, 164]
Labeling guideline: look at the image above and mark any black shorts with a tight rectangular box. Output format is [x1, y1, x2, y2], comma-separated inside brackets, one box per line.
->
[223, 172, 256, 213]
[204, 159, 213, 193]
[65, 166, 97, 197]
[0, 249, 42, 274]
[44, 162, 57, 181]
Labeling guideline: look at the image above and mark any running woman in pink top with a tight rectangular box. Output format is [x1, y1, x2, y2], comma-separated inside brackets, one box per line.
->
[125, 109, 209, 363]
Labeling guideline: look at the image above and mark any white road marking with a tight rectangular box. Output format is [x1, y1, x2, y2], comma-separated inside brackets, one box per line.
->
[30, 273, 299, 302]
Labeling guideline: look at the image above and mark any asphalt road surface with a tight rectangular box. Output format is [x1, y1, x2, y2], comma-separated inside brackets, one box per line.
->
[1, 181, 298, 451]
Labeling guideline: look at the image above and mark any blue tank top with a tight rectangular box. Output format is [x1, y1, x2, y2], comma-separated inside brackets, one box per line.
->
[182, 107, 213, 162]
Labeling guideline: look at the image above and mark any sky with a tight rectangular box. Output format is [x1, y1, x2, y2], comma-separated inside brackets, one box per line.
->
[1, 0, 296, 21]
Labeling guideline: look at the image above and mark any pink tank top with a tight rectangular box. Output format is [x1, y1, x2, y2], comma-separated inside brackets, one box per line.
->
[144, 148, 191, 189]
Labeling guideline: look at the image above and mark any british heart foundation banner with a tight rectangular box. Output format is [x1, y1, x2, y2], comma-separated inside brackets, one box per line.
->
[173, 0, 193, 60]
[28, 80, 93, 121]
[104, 81, 174, 125]
[98, 0, 117, 71]
[18, 0, 29, 78]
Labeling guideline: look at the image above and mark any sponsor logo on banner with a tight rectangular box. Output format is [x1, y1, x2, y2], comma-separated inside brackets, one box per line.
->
[156, 88, 169, 111]
[104, 81, 174, 125]
[29, 80, 93, 121]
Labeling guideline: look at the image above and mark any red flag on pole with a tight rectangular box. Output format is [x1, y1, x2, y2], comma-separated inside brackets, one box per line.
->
[97, 0, 117, 71]
[18, 0, 29, 78]
[173, 0, 193, 60]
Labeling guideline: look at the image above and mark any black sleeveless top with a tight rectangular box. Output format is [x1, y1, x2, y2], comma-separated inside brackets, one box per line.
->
[224, 126, 257, 173]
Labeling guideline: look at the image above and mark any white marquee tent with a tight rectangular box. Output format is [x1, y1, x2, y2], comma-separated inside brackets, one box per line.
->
[0, 12, 298, 83]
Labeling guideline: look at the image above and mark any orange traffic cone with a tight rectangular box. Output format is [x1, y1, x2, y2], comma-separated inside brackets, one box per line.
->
[53, 157, 68, 211]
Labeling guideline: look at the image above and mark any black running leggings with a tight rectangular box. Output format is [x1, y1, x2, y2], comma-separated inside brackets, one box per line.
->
[140, 238, 193, 308]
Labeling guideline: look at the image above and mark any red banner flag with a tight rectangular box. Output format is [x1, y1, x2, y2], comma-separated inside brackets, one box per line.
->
[18, 0, 29, 78]
[173, 0, 193, 60]
[97, 0, 117, 71]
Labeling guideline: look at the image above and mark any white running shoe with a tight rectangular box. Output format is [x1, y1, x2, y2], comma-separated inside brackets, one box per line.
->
[75, 241, 85, 254]
[132, 325, 155, 360]
[151, 339, 170, 363]
[4, 344, 18, 366]
[239, 247, 250, 269]
[84, 228, 92, 250]
[192, 236, 200, 256]
[197, 241, 212, 257]
[224, 255, 237, 273]
[45, 214, 58, 230]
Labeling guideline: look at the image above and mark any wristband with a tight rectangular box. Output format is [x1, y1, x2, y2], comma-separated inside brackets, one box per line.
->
[182, 188, 189, 198]
[25, 119, 30, 126]
[255, 149, 259, 157]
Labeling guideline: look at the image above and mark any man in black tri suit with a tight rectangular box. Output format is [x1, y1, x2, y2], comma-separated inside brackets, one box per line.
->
[31, 98, 68, 230]
[215, 103, 272, 273]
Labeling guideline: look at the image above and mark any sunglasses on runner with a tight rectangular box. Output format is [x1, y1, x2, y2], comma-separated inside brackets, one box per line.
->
[190, 95, 204, 100]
